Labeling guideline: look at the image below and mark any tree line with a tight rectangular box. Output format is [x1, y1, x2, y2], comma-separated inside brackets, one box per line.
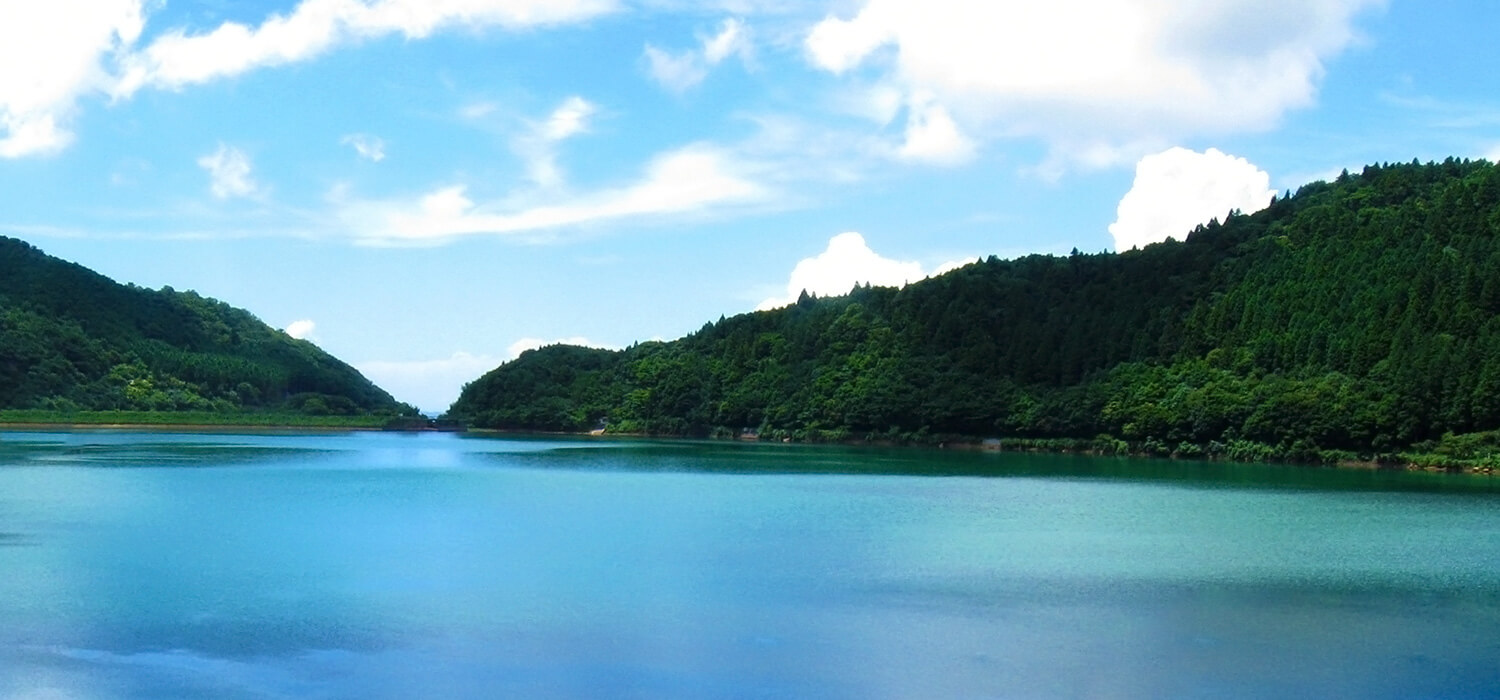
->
[448, 158, 1500, 463]
[0, 236, 414, 417]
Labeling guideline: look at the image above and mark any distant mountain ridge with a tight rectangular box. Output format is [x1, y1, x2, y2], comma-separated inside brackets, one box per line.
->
[0, 236, 411, 417]
[448, 158, 1500, 461]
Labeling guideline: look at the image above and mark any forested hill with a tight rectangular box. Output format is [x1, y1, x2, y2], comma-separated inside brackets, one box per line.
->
[448, 159, 1500, 460]
[0, 237, 412, 417]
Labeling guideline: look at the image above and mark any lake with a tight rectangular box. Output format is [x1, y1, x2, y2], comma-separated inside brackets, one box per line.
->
[1, 430, 1497, 699]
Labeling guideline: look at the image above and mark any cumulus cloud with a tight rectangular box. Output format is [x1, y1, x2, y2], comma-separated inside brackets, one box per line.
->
[757, 231, 968, 310]
[197, 144, 259, 199]
[804, 0, 1381, 170]
[644, 17, 750, 92]
[340, 143, 766, 244]
[284, 319, 317, 339]
[896, 92, 973, 164]
[342, 133, 386, 161]
[1108, 147, 1275, 251]
[0, 0, 143, 157]
[1485, 143, 1500, 164]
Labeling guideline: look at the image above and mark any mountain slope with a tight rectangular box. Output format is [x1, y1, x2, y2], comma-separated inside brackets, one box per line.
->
[0, 236, 411, 417]
[448, 159, 1500, 458]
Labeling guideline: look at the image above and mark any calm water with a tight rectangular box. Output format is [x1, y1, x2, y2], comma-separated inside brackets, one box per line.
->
[0, 431, 1497, 699]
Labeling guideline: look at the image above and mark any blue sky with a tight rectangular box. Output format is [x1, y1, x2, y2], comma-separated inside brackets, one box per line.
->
[2, 0, 1498, 412]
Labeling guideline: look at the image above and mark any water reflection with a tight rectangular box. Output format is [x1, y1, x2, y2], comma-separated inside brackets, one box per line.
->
[0, 431, 1497, 698]
[458, 433, 1500, 495]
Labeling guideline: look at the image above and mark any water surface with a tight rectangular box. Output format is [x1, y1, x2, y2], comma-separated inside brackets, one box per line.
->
[1, 431, 1496, 698]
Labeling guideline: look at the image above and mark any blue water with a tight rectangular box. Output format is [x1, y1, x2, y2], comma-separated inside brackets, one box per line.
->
[1, 431, 1497, 698]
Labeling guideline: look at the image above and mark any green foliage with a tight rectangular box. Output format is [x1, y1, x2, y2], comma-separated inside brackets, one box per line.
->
[0, 409, 392, 428]
[448, 159, 1500, 463]
[0, 237, 417, 419]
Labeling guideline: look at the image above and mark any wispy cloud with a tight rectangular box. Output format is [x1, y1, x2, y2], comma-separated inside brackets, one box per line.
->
[512, 96, 596, 188]
[644, 17, 751, 92]
[0, 0, 618, 158]
[341, 133, 386, 162]
[197, 143, 259, 199]
[338, 143, 767, 244]
[112, 0, 620, 97]
[1378, 90, 1500, 131]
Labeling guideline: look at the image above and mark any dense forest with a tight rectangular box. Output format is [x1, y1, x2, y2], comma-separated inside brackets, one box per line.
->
[0, 236, 414, 417]
[449, 159, 1500, 463]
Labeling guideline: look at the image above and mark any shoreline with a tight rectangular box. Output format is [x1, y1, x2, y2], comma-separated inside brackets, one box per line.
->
[462, 427, 1498, 477]
[6, 422, 1495, 478]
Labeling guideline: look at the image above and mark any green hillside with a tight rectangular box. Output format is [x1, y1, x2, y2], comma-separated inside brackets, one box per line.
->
[448, 158, 1500, 463]
[0, 236, 413, 419]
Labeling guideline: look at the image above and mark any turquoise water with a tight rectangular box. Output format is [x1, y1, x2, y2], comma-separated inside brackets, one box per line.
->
[0, 431, 1497, 698]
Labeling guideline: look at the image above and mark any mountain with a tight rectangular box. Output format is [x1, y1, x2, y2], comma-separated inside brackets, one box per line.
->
[448, 158, 1500, 461]
[0, 236, 412, 417]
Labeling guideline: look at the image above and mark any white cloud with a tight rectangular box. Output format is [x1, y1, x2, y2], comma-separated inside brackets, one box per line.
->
[929, 258, 971, 277]
[804, 7, 891, 74]
[342, 133, 386, 161]
[805, 0, 1381, 171]
[541, 96, 595, 141]
[1109, 147, 1275, 251]
[284, 319, 317, 339]
[0, 1, 616, 157]
[197, 144, 259, 199]
[1485, 143, 1500, 164]
[514, 96, 596, 188]
[758, 231, 950, 310]
[644, 47, 706, 93]
[644, 17, 750, 92]
[702, 17, 747, 63]
[896, 92, 973, 164]
[341, 143, 766, 244]
[0, 113, 73, 158]
[0, 0, 143, 157]
[112, 0, 619, 97]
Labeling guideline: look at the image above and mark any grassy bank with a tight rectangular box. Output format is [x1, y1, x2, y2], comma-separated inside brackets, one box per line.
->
[0, 409, 392, 429]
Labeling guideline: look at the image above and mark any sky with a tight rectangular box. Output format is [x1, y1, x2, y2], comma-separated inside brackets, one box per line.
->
[2, 0, 1499, 413]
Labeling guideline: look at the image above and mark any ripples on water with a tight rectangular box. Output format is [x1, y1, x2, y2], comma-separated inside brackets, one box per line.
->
[0, 430, 1496, 698]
